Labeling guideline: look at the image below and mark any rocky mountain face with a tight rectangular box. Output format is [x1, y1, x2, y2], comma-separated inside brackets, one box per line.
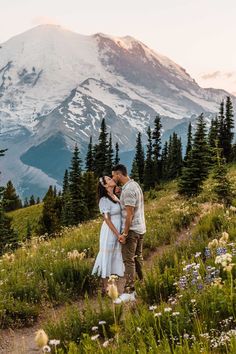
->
[0, 25, 234, 197]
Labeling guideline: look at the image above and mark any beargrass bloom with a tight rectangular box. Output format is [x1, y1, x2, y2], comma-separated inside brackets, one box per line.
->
[35, 329, 48, 348]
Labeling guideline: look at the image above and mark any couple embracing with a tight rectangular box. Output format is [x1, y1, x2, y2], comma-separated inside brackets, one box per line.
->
[92, 164, 146, 304]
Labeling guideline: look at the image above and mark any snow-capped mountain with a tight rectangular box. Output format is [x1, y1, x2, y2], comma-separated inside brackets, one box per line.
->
[0, 25, 235, 197]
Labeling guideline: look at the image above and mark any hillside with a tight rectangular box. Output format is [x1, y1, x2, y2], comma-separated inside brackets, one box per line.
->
[1, 25, 236, 197]
[1, 168, 236, 353]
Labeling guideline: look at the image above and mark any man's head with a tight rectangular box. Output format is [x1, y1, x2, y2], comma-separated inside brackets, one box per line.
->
[112, 164, 128, 185]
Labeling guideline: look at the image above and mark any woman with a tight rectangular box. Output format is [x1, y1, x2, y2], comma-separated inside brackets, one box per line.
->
[92, 176, 124, 294]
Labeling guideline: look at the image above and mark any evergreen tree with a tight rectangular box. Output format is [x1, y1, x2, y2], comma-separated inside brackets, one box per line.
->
[166, 133, 182, 180]
[94, 119, 109, 177]
[83, 172, 98, 219]
[68, 145, 88, 225]
[114, 142, 120, 165]
[2, 180, 22, 212]
[61, 169, 70, 226]
[36, 197, 40, 204]
[106, 133, 114, 174]
[213, 144, 232, 206]
[179, 113, 210, 196]
[218, 100, 227, 158]
[131, 133, 145, 184]
[86, 137, 94, 172]
[38, 186, 61, 235]
[184, 122, 192, 161]
[26, 220, 32, 241]
[208, 116, 219, 149]
[29, 195, 35, 206]
[144, 126, 155, 190]
[130, 160, 140, 182]
[24, 197, 29, 208]
[152, 115, 162, 182]
[161, 141, 168, 179]
[224, 96, 234, 161]
[0, 151, 18, 254]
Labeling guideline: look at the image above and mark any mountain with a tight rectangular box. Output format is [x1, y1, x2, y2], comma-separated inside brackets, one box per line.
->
[0, 25, 235, 197]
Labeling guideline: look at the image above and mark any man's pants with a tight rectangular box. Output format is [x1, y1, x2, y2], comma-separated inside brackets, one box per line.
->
[122, 230, 144, 293]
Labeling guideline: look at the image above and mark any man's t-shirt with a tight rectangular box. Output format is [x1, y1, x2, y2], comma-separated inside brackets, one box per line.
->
[120, 179, 146, 234]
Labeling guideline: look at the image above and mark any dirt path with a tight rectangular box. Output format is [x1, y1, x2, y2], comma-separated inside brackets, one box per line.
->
[0, 203, 213, 354]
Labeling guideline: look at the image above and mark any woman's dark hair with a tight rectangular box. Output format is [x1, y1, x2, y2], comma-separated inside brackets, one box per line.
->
[98, 176, 117, 203]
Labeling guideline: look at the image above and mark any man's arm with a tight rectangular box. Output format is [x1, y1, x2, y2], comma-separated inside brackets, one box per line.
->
[119, 205, 135, 244]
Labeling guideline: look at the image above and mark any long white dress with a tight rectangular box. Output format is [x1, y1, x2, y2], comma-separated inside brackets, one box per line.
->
[92, 197, 124, 278]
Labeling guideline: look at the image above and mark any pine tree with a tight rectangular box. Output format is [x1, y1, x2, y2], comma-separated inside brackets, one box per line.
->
[29, 195, 35, 206]
[184, 122, 192, 161]
[161, 141, 168, 179]
[68, 145, 88, 225]
[179, 114, 210, 196]
[114, 142, 120, 165]
[131, 133, 145, 184]
[213, 144, 232, 206]
[94, 119, 109, 177]
[0, 151, 18, 254]
[24, 197, 29, 208]
[106, 133, 114, 174]
[208, 117, 219, 148]
[38, 186, 61, 235]
[36, 197, 40, 204]
[144, 126, 155, 190]
[224, 96, 234, 161]
[83, 172, 98, 219]
[152, 115, 162, 183]
[218, 100, 227, 158]
[2, 180, 22, 212]
[166, 133, 182, 180]
[86, 137, 94, 172]
[130, 160, 140, 182]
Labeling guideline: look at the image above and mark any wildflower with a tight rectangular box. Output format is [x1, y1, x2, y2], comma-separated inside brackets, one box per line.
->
[224, 263, 235, 272]
[172, 312, 180, 316]
[42, 346, 51, 353]
[208, 239, 218, 249]
[99, 321, 106, 325]
[137, 327, 141, 332]
[91, 334, 100, 341]
[154, 312, 162, 317]
[107, 281, 118, 300]
[49, 339, 60, 346]
[190, 299, 196, 303]
[164, 307, 172, 313]
[183, 333, 189, 339]
[229, 206, 236, 212]
[35, 329, 48, 348]
[103, 340, 110, 347]
[149, 305, 157, 311]
[195, 252, 201, 258]
[92, 326, 98, 331]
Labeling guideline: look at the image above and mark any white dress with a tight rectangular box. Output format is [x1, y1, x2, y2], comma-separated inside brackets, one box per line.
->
[92, 197, 124, 278]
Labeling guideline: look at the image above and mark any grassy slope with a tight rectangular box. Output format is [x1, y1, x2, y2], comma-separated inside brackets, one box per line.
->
[8, 203, 43, 240]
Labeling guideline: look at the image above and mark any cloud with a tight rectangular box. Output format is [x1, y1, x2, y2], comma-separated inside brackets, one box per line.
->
[201, 71, 235, 80]
[31, 16, 59, 26]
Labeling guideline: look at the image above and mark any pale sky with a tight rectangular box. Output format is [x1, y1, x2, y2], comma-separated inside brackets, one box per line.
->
[1, 0, 236, 94]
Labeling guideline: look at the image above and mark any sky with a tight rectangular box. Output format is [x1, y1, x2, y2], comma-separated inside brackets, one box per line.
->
[1, 0, 236, 94]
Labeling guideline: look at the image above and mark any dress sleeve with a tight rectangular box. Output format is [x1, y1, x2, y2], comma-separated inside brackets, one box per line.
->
[99, 197, 111, 214]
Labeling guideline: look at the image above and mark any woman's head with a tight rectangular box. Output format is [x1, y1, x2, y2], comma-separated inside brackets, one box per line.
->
[98, 176, 117, 201]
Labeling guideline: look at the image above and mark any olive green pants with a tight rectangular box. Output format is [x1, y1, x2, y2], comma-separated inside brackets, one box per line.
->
[121, 230, 144, 293]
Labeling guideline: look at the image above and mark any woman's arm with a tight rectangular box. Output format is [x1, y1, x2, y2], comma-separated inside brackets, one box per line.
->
[103, 213, 121, 239]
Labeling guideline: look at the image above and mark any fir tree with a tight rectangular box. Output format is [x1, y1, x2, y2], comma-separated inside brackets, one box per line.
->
[24, 197, 29, 208]
[208, 116, 219, 149]
[36, 197, 40, 204]
[86, 137, 94, 172]
[161, 141, 168, 179]
[83, 172, 98, 219]
[2, 180, 22, 212]
[106, 133, 114, 174]
[144, 126, 155, 190]
[114, 142, 120, 165]
[213, 144, 232, 206]
[152, 115, 162, 183]
[94, 119, 109, 177]
[0, 151, 18, 254]
[166, 133, 182, 180]
[61, 169, 70, 226]
[29, 195, 35, 206]
[218, 100, 227, 158]
[130, 160, 140, 182]
[38, 186, 61, 235]
[132, 133, 145, 184]
[184, 122, 192, 161]
[179, 114, 210, 196]
[224, 96, 234, 161]
[68, 145, 88, 225]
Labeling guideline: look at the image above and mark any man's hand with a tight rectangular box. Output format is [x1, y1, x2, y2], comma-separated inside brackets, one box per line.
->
[118, 234, 126, 244]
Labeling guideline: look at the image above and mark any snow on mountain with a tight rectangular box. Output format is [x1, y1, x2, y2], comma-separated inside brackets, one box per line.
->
[0, 25, 235, 197]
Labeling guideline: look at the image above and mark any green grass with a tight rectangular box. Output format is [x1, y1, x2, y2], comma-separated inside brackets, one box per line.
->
[8, 203, 43, 240]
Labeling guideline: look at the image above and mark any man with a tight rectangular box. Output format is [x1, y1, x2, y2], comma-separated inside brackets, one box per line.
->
[112, 164, 146, 303]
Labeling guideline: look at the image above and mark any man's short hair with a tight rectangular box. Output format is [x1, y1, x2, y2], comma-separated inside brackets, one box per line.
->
[112, 164, 127, 176]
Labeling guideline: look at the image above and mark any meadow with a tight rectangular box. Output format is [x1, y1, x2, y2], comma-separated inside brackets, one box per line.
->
[1, 167, 236, 353]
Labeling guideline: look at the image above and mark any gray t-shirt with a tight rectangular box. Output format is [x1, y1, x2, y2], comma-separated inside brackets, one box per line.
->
[120, 179, 146, 234]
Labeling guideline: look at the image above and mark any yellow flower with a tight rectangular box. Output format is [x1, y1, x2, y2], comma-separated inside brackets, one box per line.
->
[107, 281, 119, 300]
[219, 232, 229, 245]
[35, 329, 48, 348]
[208, 239, 218, 249]
[224, 263, 235, 272]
